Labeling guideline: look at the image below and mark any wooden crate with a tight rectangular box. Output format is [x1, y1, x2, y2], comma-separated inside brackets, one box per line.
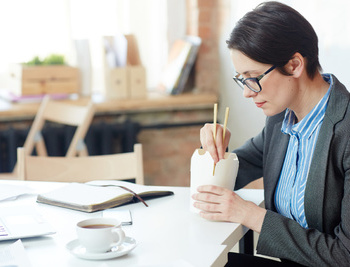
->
[105, 67, 128, 99]
[9, 65, 80, 96]
[128, 65, 146, 99]
[104, 34, 147, 100]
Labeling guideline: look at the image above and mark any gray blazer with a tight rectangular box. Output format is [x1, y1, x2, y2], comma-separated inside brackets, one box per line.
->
[233, 75, 350, 266]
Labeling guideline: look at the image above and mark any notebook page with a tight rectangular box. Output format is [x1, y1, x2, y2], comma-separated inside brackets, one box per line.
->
[85, 180, 169, 194]
[38, 183, 130, 205]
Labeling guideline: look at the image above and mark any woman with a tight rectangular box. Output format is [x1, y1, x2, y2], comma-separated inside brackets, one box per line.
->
[192, 1, 350, 266]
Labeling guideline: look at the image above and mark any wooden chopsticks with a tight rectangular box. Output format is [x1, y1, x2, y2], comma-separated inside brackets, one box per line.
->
[212, 104, 218, 175]
[212, 104, 230, 176]
[223, 107, 230, 141]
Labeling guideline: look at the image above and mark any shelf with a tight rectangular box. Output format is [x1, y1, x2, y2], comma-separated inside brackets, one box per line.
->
[0, 92, 218, 122]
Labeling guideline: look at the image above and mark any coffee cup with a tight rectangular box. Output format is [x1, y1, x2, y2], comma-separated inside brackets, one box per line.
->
[190, 149, 239, 213]
[76, 217, 125, 253]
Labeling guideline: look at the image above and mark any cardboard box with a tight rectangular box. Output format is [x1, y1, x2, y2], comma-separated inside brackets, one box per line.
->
[128, 65, 146, 99]
[104, 34, 147, 99]
[105, 67, 128, 99]
[9, 65, 80, 96]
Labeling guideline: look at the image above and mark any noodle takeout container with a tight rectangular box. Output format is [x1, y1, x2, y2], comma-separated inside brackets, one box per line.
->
[190, 149, 239, 213]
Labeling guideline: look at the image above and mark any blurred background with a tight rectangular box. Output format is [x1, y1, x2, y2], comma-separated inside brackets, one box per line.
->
[0, 0, 349, 185]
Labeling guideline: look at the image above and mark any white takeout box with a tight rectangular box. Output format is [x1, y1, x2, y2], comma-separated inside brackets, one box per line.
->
[190, 149, 239, 213]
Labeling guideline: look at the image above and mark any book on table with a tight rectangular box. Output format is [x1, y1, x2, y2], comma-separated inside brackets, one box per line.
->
[36, 180, 174, 213]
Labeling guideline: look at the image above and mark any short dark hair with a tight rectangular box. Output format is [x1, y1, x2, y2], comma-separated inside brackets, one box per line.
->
[226, 1, 321, 79]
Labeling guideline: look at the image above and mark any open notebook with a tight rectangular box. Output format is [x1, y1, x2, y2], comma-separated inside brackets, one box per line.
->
[0, 206, 55, 241]
[37, 180, 174, 213]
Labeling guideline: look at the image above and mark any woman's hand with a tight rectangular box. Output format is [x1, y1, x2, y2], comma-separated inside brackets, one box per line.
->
[200, 123, 231, 164]
[192, 185, 266, 233]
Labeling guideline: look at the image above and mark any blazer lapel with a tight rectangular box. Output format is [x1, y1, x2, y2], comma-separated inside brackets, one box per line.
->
[305, 75, 349, 230]
[305, 117, 333, 230]
[264, 121, 289, 211]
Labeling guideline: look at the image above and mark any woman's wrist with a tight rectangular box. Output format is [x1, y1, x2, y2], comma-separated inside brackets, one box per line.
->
[242, 201, 267, 233]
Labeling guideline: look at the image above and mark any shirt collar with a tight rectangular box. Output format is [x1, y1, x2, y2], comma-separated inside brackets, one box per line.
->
[281, 74, 333, 138]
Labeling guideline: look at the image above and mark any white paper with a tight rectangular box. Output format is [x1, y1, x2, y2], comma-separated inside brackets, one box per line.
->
[86, 180, 167, 194]
[104, 38, 118, 68]
[0, 239, 32, 267]
[0, 206, 56, 241]
[113, 33, 127, 67]
[0, 184, 35, 202]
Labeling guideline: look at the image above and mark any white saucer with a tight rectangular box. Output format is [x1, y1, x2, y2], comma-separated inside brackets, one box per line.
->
[66, 236, 137, 260]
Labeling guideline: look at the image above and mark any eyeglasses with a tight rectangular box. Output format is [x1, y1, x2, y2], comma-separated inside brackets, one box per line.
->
[233, 65, 276, 93]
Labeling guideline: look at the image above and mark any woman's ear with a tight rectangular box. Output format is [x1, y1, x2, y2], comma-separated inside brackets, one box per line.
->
[285, 52, 304, 78]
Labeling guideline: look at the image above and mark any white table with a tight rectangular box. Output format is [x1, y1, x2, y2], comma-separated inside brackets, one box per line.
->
[0, 180, 264, 267]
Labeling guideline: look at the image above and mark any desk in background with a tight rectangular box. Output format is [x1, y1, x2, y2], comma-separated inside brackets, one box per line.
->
[0, 92, 217, 122]
[0, 93, 217, 186]
[0, 180, 264, 267]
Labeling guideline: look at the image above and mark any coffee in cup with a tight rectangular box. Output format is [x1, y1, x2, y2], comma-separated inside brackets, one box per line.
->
[81, 224, 114, 229]
[76, 218, 125, 253]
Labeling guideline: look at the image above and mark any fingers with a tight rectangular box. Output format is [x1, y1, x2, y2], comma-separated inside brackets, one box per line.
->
[199, 211, 225, 221]
[192, 185, 230, 210]
[192, 186, 239, 222]
[223, 130, 231, 154]
[192, 192, 220, 204]
[196, 184, 227, 195]
[200, 124, 219, 163]
[218, 126, 231, 160]
[192, 186, 264, 228]
[192, 192, 222, 217]
[200, 124, 231, 163]
[192, 196, 228, 222]
[215, 128, 225, 161]
[193, 200, 220, 211]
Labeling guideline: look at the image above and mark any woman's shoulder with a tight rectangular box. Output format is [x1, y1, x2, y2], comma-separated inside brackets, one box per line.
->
[326, 74, 350, 123]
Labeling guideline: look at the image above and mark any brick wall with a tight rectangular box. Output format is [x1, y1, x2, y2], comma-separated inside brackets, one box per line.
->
[139, 125, 202, 186]
[187, 0, 230, 94]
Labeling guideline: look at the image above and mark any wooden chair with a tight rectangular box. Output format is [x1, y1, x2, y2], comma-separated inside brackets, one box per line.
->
[17, 144, 144, 185]
[6, 96, 95, 176]
[24, 95, 95, 157]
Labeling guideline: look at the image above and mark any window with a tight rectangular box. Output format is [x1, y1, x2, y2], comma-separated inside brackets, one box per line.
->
[0, 0, 186, 93]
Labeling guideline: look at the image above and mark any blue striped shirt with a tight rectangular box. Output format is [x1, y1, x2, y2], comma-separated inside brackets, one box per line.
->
[275, 74, 332, 228]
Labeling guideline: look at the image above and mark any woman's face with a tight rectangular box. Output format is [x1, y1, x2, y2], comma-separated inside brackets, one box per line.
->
[230, 49, 297, 117]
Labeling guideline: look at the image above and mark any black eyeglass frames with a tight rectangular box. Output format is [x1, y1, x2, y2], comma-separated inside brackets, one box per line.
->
[233, 65, 276, 93]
